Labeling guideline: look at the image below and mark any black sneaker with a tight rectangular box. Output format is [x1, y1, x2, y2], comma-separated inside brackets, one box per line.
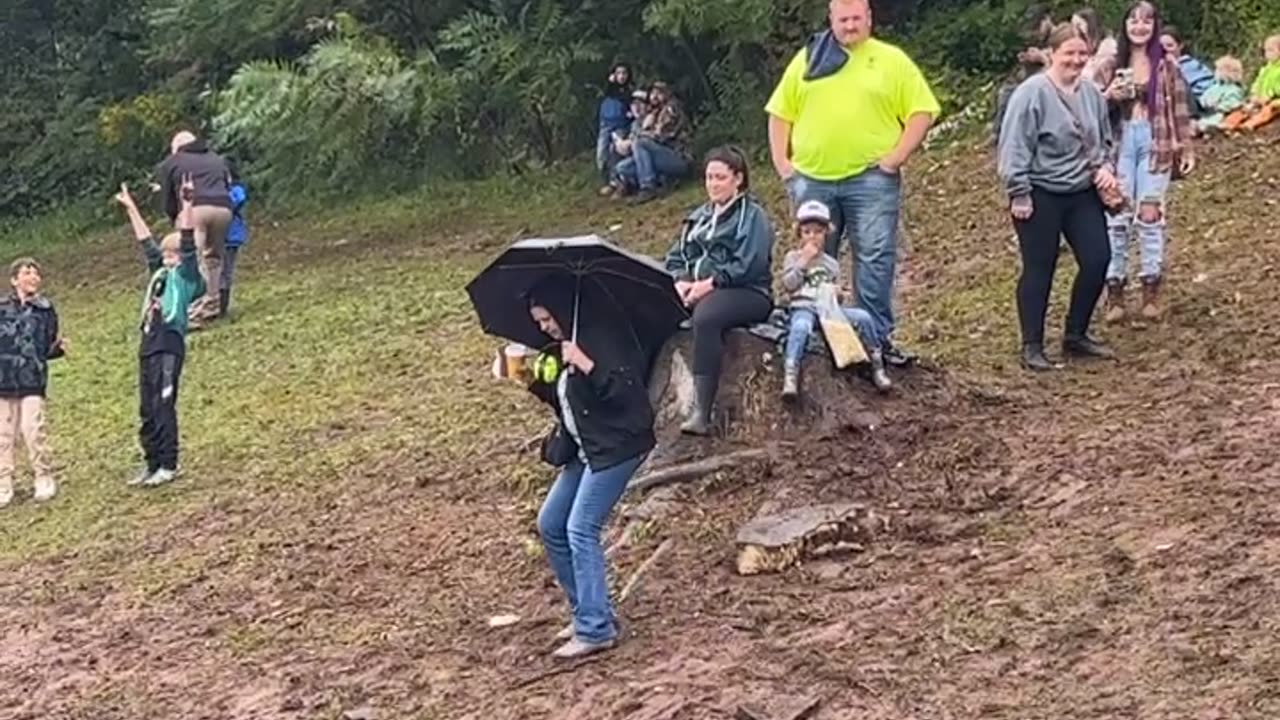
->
[1062, 335, 1115, 359]
[882, 340, 916, 368]
[629, 188, 659, 205]
[1021, 344, 1055, 372]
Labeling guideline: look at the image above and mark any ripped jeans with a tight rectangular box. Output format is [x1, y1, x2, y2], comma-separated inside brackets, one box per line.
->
[1107, 120, 1171, 281]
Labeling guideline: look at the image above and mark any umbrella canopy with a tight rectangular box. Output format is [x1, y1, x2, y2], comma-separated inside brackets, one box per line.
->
[466, 235, 687, 352]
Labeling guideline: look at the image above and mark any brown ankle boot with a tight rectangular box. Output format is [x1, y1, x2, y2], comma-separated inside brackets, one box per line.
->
[1140, 276, 1163, 319]
[1104, 279, 1127, 323]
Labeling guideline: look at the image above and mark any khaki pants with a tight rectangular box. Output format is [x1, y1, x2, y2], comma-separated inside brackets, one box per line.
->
[190, 205, 233, 321]
[0, 396, 53, 502]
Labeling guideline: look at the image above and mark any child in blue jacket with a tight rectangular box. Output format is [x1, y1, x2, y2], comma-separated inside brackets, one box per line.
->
[221, 177, 248, 316]
[595, 63, 633, 193]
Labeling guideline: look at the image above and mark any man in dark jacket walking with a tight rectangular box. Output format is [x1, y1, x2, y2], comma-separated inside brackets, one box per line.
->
[155, 131, 232, 326]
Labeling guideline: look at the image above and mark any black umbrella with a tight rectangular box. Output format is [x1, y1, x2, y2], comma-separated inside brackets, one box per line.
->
[466, 235, 688, 352]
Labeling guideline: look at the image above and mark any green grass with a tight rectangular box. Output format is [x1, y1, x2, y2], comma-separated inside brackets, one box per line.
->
[0, 179, 578, 567]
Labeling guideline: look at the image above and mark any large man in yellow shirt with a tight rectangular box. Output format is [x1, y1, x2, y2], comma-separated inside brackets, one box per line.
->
[766, 0, 939, 359]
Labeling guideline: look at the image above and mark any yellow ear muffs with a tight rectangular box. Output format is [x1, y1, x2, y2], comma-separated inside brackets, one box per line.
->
[531, 352, 562, 385]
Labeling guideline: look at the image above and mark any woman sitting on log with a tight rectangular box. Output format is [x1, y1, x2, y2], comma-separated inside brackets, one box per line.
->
[663, 146, 775, 436]
[524, 279, 656, 659]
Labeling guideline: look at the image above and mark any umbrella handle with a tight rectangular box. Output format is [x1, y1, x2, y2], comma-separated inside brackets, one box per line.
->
[568, 279, 581, 374]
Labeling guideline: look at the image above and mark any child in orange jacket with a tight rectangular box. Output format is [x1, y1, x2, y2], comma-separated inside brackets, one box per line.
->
[1223, 35, 1280, 131]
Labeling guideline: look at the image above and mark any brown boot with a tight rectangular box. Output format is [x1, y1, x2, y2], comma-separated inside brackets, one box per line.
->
[1140, 276, 1163, 319]
[1104, 279, 1127, 323]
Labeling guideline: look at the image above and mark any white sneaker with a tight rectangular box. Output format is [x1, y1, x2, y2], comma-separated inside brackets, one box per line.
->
[126, 467, 154, 487]
[0, 487, 13, 509]
[551, 636, 616, 659]
[33, 478, 57, 503]
[142, 468, 178, 487]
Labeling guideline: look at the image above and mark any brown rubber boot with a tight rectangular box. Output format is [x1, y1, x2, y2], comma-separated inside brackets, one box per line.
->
[1140, 276, 1163, 319]
[1104, 279, 1127, 324]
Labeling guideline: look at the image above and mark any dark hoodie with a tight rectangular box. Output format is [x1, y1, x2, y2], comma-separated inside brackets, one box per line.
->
[524, 278, 656, 471]
[665, 194, 775, 299]
[0, 294, 64, 398]
[155, 139, 232, 223]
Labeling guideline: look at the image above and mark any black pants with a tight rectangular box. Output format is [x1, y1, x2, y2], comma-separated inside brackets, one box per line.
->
[1013, 188, 1110, 346]
[139, 352, 184, 471]
[690, 287, 773, 389]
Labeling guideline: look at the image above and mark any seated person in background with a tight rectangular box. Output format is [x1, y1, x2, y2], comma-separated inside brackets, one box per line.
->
[780, 201, 890, 400]
[610, 81, 692, 204]
[609, 89, 650, 163]
[1223, 34, 1280, 132]
[1160, 26, 1215, 113]
[595, 63, 633, 195]
[1195, 56, 1247, 134]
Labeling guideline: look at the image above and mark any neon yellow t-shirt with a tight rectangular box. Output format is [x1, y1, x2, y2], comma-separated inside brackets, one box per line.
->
[765, 37, 941, 181]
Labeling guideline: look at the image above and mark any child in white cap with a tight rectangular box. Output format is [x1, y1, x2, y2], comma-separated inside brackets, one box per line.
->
[780, 200, 890, 398]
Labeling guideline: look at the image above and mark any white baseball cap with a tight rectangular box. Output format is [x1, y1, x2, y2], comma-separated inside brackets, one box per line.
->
[795, 200, 833, 225]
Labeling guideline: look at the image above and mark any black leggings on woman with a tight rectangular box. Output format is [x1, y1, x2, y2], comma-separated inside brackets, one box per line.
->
[691, 287, 773, 387]
[1013, 188, 1110, 346]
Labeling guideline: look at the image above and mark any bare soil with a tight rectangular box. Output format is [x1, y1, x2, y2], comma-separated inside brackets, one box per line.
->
[2, 130, 1279, 719]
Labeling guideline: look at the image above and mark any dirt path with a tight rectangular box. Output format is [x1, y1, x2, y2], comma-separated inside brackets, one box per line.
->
[2, 132, 1279, 719]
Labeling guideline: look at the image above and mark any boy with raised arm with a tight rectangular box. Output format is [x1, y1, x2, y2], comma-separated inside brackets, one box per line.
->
[114, 176, 206, 487]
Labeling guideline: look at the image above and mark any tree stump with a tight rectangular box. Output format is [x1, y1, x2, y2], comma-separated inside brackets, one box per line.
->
[642, 329, 883, 471]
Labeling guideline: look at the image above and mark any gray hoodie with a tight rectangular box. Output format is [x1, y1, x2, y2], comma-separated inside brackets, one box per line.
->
[781, 249, 839, 311]
[997, 73, 1112, 198]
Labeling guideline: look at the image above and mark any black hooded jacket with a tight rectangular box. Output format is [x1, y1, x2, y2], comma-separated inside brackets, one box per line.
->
[525, 280, 656, 470]
[0, 294, 64, 398]
[155, 139, 232, 222]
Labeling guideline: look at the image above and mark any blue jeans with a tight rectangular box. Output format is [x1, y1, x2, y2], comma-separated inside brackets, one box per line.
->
[595, 127, 624, 183]
[1107, 120, 1171, 280]
[537, 453, 645, 643]
[786, 167, 902, 346]
[784, 307, 876, 366]
[614, 138, 689, 190]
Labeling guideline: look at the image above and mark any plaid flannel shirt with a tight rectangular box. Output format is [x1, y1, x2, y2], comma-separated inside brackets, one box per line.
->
[1102, 56, 1193, 173]
[641, 98, 691, 157]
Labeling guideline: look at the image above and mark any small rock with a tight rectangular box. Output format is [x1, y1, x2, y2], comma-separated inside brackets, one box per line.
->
[343, 707, 378, 720]
[487, 614, 522, 628]
[1192, 273, 1209, 283]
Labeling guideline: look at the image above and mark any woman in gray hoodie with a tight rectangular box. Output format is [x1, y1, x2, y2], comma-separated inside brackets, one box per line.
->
[663, 146, 775, 435]
[998, 23, 1120, 371]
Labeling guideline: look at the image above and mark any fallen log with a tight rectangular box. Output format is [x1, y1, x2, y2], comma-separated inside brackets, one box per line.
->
[628, 448, 772, 495]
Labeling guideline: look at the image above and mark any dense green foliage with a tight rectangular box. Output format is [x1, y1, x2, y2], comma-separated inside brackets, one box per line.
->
[2, 0, 1278, 216]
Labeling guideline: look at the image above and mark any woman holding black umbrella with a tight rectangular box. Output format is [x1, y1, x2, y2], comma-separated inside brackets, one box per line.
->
[664, 146, 775, 435]
[523, 278, 655, 659]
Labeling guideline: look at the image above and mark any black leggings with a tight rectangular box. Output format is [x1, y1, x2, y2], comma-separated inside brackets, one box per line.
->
[690, 287, 773, 387]
[1013, 188, 1110, 346]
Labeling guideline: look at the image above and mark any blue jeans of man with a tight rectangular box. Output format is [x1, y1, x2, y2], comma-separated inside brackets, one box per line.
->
[786, 166, 902, 347]
[614, 138, 689, 190]
[1107, 120, 1171, 281]
[537, 453, 645, 643]
[784, 307, 877, 367]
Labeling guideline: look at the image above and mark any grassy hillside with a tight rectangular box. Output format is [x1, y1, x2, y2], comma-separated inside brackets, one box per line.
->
[1, 130, 1279, 718]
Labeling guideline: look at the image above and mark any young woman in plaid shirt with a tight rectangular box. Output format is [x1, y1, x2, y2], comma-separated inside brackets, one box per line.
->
[1098, 1, 1195, 322]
